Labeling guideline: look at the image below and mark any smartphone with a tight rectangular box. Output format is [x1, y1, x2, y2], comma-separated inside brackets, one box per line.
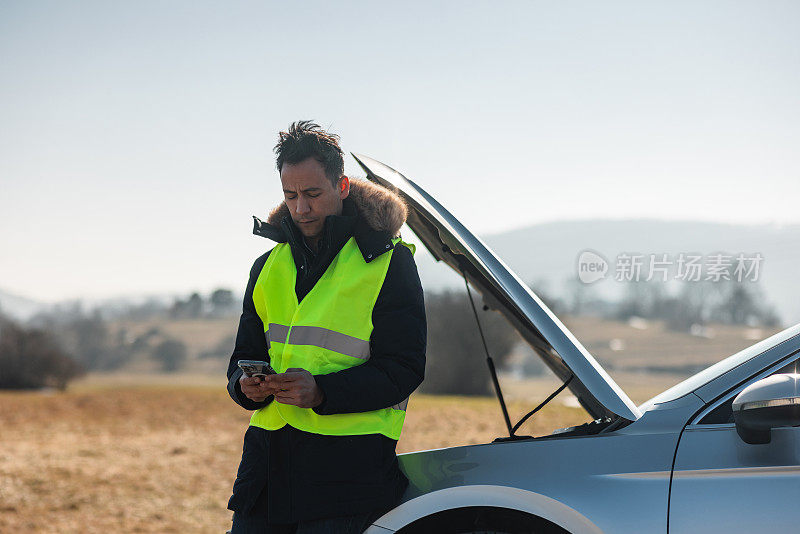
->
[237, 359, 277, 378]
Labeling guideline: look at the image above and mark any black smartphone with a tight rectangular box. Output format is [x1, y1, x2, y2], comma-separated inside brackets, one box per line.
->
[237, 360, 277, 378]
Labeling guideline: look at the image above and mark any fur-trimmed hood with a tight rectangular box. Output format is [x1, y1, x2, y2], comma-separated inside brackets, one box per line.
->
[263, 178, 407, 238]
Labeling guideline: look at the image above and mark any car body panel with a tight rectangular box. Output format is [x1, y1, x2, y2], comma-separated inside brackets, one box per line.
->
[669, 349, 800, 533]
[670, 424, 800, 534]
[373, 427, 684, 533]
[368, 340, 798, 533]
[353, 154, 640, 423]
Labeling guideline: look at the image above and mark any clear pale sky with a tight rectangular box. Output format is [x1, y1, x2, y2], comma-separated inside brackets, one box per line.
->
[1, 1, 799, 302]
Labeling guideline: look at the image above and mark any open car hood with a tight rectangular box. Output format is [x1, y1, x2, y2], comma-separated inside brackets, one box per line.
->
[354, 154, 642, 423]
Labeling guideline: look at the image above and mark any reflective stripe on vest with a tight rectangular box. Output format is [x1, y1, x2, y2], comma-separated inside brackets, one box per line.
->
[265, 324, 371, 360]
[249, 236, 413, 440]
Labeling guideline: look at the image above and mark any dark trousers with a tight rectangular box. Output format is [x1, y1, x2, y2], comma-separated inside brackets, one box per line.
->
[231, 509, 380, 534]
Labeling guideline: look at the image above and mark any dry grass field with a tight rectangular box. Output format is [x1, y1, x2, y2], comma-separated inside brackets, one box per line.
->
[3, 315, 774, 532]
[0, 383, 590, 534]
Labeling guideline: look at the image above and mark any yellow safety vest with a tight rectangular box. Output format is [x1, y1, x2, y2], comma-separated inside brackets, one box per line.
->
[248, 236, 412, 440]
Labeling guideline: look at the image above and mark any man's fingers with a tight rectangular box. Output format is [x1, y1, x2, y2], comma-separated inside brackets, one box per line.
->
[267, 373, 301, 384]
[240, 375, 262, 386]
[275, 394, 299, 405]
[244, 384, 281, 398]
[243, 380, 275, 394]
[274, 388, 304, 399]
[243, 390, 267, 402]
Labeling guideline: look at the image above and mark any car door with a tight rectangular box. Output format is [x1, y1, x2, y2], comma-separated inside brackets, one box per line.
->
[669, 354, 800, 533]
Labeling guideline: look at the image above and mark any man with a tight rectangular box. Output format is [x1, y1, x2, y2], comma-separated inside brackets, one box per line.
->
[226, 121, 426, 533]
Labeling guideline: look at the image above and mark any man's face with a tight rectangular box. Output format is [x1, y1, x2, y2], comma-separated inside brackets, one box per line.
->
[280, 157, 349, 241]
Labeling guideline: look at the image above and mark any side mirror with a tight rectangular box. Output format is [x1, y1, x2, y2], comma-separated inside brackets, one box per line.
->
[732, 373, 800, 444]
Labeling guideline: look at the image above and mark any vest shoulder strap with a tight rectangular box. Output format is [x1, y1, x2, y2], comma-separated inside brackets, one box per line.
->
[394, 237, 415, 255]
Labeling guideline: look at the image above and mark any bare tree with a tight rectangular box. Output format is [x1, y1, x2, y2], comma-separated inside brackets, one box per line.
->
[153, 339, 188, 372]
[209, 288, 236, 317]
[420, 290, 517, 396]
[0, 315, 84, 390]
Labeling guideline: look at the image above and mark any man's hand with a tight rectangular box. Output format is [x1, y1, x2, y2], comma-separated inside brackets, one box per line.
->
[265, 368, 324, 408]
[239, 374, 281, 402]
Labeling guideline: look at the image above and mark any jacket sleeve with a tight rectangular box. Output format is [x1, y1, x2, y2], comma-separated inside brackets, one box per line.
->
[313, 244, 426, 415]
[227, 250, 274, 411]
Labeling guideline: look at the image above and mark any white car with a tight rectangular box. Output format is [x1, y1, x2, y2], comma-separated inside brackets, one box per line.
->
[353, 155, 800, 534]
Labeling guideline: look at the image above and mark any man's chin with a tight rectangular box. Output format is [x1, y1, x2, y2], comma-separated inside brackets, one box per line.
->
[297, 224, 322, 240]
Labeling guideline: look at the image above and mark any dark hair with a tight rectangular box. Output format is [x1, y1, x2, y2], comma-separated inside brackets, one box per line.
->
[274, 120, 344, 185]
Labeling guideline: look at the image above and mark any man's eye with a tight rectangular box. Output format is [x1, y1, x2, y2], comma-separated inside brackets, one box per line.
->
[285, 194, 297, 200]
[307, 193, 320, 198]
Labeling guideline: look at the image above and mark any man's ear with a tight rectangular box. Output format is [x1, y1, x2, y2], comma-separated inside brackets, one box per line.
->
[338, 176, 350, 200]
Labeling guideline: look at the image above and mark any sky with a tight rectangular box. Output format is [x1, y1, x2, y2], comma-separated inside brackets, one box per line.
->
[1, 1, 799, 303]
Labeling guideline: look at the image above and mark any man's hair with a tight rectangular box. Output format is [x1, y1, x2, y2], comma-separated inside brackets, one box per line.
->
[274, 120, 345, 185]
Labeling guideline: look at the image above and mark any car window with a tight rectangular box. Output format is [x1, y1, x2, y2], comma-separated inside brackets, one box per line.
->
[645, 328, 800, 406]
[697, 357, 799, 424]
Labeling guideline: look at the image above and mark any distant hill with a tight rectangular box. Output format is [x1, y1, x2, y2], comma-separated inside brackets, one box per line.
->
[3, 219, 799, 326]
[414, 219, 800, 325]
[0, 288, 48, 321]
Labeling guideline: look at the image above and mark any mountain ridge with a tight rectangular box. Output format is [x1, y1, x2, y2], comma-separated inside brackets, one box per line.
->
[415, 218, 800, 324]
[2, 219, 798, 324]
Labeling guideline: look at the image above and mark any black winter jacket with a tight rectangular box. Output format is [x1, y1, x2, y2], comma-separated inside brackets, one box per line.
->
[226, 181, 426, 524]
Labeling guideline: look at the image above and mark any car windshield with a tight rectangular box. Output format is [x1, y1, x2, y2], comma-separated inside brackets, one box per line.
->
[642, 324, 800, 406]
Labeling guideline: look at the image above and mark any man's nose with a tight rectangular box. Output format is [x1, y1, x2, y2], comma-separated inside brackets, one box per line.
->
[295, 195, 310, 215]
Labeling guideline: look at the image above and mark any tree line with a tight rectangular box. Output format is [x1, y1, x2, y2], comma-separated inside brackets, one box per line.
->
[0, 280, 783, 393]
[0, 287, 239, 389]
[421, 279, 782, 396]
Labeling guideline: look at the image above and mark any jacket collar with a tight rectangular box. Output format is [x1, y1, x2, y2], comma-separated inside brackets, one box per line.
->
[252, 178, 407, 263]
